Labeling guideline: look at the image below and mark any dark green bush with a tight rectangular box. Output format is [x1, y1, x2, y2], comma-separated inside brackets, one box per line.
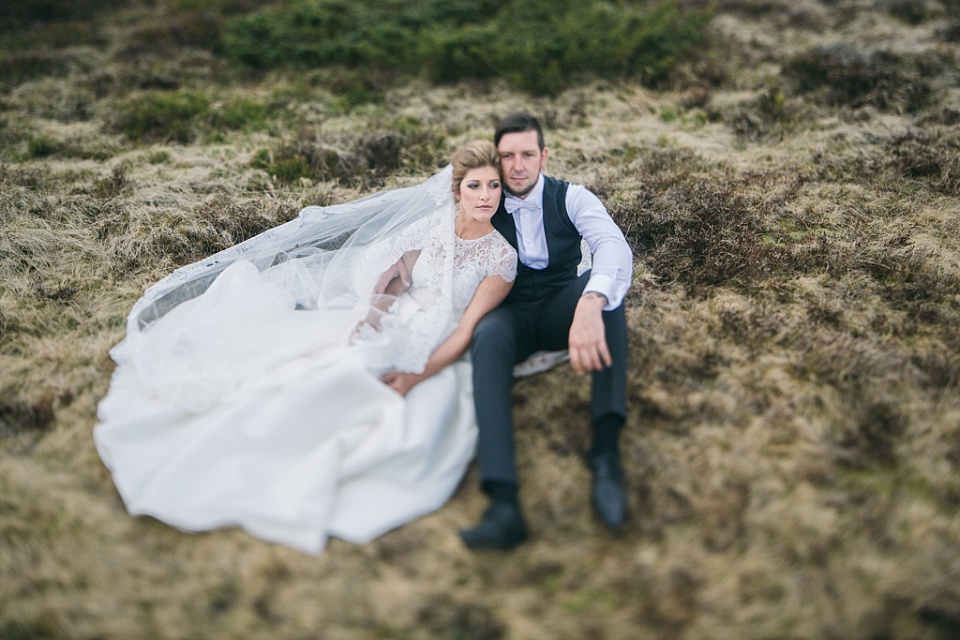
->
[0, 51, 70, 89]
[224, 0, 421, 69]
[173, 0, 279, 14]
[119, 10, 226, 60]
[210, 99, 271, 131]
[111, 91, 211, 144]
[881, 0, 937, 25]
[0, 0, 131, 33]
[223, 0, 712, 95]
[0, 20, 108, 55]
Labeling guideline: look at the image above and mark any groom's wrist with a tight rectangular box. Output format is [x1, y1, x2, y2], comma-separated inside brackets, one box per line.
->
[581, 291, 608, 304]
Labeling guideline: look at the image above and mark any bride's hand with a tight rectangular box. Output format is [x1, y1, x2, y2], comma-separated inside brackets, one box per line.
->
[381, 371, 421, 397]
[349, 315, 381, 344]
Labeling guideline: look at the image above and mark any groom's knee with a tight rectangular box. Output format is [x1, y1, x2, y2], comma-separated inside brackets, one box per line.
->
[471, 312, 517, 365]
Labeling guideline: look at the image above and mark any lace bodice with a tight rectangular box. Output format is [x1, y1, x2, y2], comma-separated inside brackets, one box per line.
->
[413, 225, 517, 316]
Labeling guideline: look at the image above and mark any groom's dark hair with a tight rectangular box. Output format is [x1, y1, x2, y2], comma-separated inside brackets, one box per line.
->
[494, 112, 545, 150]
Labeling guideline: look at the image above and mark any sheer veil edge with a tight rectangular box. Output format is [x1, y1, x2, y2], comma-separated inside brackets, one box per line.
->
[117, 165, 456, 359]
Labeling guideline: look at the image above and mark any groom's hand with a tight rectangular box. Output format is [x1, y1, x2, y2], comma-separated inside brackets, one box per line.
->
[374, 256, 412, 295]
[569, 292, 612, 375]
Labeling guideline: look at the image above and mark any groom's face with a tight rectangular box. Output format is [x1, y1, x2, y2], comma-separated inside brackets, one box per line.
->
[497, 130, 548, 199]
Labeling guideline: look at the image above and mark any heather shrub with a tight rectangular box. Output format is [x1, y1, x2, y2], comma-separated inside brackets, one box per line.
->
[783, 43, 945, 113]
[886, 130, 960, 196]
[881, 0, 940, 24]
[707, 0, 827, 30]
[813, 129, 960, 197]
[616, 175, 789, 294]
[254, 123, 446, 185]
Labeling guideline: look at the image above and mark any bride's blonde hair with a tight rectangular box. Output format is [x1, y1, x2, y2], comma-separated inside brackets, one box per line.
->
[451, 140, 500, 200]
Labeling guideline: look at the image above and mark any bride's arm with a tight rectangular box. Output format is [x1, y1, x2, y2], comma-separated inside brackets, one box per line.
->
[381, 274, 513, 396]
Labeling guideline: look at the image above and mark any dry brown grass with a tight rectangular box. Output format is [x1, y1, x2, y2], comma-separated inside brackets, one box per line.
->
[3, 1, 960, 638]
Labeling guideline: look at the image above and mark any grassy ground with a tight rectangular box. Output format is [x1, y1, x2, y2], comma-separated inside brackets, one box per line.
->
[2, 0, 960, 638]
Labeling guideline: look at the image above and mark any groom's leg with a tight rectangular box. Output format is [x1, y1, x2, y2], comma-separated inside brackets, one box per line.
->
[592, 302, 628, 425]
[537, 272, 628, 424]
[470, 306, 533, 488]
[538, 272, 629, 528]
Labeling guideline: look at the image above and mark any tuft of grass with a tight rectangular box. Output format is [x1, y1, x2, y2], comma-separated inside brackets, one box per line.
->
[725, 86, 807, 140]
[8, 77, 98, 122]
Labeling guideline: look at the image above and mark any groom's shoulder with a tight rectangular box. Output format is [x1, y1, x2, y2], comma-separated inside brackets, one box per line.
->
[543, 174, 569, 187]
[545, 174, 594, 194]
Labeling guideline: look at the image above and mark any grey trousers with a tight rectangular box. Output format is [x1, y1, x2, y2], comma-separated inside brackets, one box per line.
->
[470, 270, 628, 488]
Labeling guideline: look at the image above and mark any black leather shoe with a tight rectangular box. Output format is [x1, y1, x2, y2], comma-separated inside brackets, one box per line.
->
[459, 502, 528, 550]
[589, 452, 627, 529]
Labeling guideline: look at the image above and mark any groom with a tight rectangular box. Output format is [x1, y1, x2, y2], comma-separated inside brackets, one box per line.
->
[460, 112, 633, 550]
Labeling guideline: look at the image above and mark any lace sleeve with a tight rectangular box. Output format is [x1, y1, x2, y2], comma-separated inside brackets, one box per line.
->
[489, 234, 518, 283]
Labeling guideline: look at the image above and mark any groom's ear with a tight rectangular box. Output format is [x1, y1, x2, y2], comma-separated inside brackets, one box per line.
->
[540, 146, 549, 171]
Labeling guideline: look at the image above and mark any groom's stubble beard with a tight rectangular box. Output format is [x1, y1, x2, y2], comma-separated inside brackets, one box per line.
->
[503, 171, 540, 199]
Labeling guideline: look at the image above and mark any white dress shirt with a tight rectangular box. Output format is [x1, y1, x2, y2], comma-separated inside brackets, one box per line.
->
[504, 175, 633, 310]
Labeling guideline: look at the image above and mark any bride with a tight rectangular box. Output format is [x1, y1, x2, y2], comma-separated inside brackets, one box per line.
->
[94, 141, 517, 554]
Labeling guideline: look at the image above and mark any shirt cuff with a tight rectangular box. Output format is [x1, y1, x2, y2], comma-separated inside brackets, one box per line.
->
[583, 274, 620, 311]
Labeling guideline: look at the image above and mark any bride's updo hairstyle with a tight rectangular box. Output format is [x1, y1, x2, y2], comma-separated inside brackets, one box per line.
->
[451, 140, 500, 200]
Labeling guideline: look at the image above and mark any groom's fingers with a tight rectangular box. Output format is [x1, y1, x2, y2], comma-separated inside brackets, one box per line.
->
[373, 259, 412, 294]
[570, 346, 590, 375]
[571, 339, 611, 375]
[599, 338, 613, 368]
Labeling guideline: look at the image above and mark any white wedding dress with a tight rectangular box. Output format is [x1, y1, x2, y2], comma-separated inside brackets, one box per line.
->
[94, 169, 517, 554]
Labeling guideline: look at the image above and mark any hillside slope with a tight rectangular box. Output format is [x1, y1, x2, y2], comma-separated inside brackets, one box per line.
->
[2, 1, 960, 638]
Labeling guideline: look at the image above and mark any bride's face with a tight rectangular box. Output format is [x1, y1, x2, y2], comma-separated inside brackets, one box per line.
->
[458, 166, 501, 223]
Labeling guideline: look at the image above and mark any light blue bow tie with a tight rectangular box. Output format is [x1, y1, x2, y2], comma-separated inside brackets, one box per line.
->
[507, 200, 540, 215]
